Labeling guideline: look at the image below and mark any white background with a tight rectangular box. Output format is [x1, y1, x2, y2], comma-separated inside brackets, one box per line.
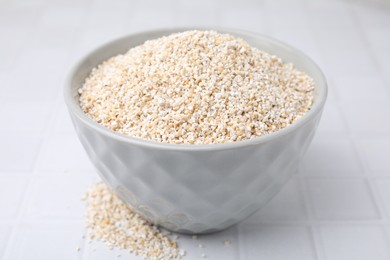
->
[1, 0, 390, 259]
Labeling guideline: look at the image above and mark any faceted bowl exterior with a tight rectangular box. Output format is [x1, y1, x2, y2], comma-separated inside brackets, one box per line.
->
[64, 28, 327, 234]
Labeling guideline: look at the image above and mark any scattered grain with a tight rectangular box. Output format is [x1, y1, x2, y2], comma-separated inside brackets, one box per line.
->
[83, 182, 181, 259]
[223, 239, 231, 246]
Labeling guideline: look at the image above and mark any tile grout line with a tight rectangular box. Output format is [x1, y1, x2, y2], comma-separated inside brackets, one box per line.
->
[298, 1, 338, 259]
[1, 95, 56, 259]
[333, 0, 390, 254]
[37, 1, 94, 258]
[31, 0, 94, 174]
[297, 173, 323, 260]
[303, 0, 389, 223]
[347, 0, 390, 98]
[298, 170, 326, 260]
[54, 2, 95, 259]
[345, 1, 390, 247]
[1, 2, 93, 259]
[296, 1, 390, 259]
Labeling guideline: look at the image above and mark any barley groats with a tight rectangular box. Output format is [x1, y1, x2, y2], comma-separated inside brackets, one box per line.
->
[83, 183, 184, 259]
[79, 30, 314, 144]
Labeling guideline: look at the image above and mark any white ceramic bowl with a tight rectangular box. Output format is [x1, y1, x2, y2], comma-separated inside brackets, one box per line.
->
[64, 28, 327, 234]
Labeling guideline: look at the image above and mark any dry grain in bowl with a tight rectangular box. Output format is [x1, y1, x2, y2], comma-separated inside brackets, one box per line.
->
[79, 30, 315, 144]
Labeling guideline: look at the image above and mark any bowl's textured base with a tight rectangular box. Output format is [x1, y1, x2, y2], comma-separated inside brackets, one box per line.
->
[71, 111, 320, 234]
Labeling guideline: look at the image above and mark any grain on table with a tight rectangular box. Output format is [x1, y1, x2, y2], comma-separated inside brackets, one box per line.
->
[83, 182, 182, 259]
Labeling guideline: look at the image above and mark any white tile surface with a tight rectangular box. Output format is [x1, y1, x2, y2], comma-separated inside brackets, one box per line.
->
[352, 4, 390, 29]
[38, 6, 85, 29]
[341, 100, 390, 135]
[0, 176, 28, 218]
[1, 0, 390, 259]
[218, 9, 269, 34]
[0, 225, 12, 259]
[356, 138, 390, 173]
[306, 4, 355, 31]
[334, 75, 390, 102]
[314, 103, 349, 138]
[0, 6, 39, 70]
[302, 138, 363, 176]
[24, 172, 95, 218]
[0, 27, 24, 71]
[267, 10, 309, 33]
[0, 137, 41, 172]
[312, 28, 364, 53]
[35, 134, 93, 172]
[374, 179, 390, 218]
[51, 106, 76, 135]
[0, 72, 10, 101]
[179, 226, 240, 260]
[247, 179, 307, 221]
[306, 179, 379, 220]
[239, 225, 316, 260]
[366, 28, 390, 49]
[321, 49, 377, 76]
[0, 100, 54, 135]
[319, 225, 390, 260]
[83, 240, 140, 260]
[3, 222, 85, 260]
[372, 48, 390, 82]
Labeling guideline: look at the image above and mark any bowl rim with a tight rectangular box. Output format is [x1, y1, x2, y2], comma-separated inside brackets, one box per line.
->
[64, 27, 328, 151]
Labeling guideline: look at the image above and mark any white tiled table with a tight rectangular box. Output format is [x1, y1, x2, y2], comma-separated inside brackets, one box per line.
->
[1, 0, 390, 259]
